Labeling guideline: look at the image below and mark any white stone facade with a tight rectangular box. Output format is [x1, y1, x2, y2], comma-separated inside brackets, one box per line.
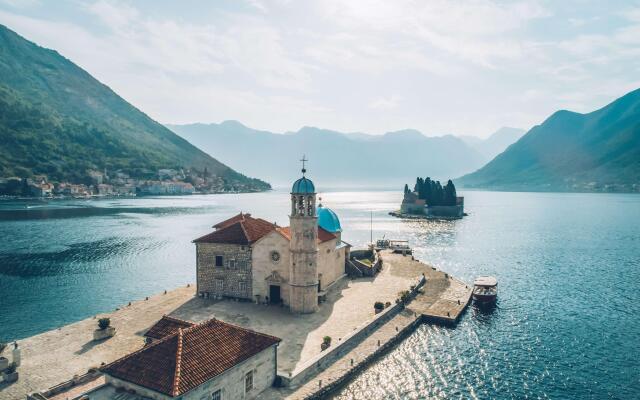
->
[195, 173, 348, 314]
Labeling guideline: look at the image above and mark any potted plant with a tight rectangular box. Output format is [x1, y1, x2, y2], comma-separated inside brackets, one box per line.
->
[3, 362, 18, 383]
[0, 342, 7, 372]
[374, 301, 385, 314]
[93, 317, 116, 341]
[321, 336, 332, 351]
[398, 290, 410, 305]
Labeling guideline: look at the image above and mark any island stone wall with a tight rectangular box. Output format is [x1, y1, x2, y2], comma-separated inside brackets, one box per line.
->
[196, 242, 253, 300]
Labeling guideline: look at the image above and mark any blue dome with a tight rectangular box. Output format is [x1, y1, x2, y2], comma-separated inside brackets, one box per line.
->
[317, 205, 342, 233]
[292, 177, 315, 194]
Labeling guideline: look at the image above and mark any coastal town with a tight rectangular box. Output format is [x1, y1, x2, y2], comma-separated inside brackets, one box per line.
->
[0, 165, 473, 400]
[0, 167, 265, 199]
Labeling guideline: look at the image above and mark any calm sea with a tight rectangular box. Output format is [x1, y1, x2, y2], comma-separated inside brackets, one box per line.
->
[0, 190, 638, 398]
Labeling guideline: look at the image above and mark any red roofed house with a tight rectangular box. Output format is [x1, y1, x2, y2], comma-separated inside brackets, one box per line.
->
[193, 167, 350, 313]
[86, 318, 281, 400]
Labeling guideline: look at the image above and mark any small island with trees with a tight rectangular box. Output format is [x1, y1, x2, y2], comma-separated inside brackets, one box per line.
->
[390, 177, 465, 219]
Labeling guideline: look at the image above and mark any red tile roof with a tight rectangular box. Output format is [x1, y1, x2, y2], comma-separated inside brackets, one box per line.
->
[195, 213, 337, 245]
[101, 319, 281, 397]
[318, 227, 337, 243]
[213, 212, 250, 229]
[277, 226, 336, 243]
[144, 315, 195, 341]
[194, 213, 277, 245]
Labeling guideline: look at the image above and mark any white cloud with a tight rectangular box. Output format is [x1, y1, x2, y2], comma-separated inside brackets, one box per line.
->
[369, 95, 402, 110]
[0, 0, 637, 137]
[0, 0, 40, 9]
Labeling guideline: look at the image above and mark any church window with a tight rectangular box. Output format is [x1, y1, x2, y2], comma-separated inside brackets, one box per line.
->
[239, 281, 247, 292]
[211, 389, 222, 400]
[245, 371, 254, 393]
[307, 196, 313, 216]
[271, 251, 281, 263]
[229, 259, 237, 269]
[215, 279, 224, 291]
[215, 256, 223, 267]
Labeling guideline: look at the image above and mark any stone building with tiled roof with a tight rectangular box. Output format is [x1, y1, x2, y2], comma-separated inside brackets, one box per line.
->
[193, 164, 350, 313]
[143, 315, 195, 343]
[85, 318, 280, 400]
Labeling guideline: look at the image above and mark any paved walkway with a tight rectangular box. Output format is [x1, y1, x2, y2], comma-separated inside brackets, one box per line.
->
[0, 286, 195, 400]
[2, 252, 471, 400]
[262, 251, 473, 399]
[262, 310, 419, 400]
[1, 259, 415, 400]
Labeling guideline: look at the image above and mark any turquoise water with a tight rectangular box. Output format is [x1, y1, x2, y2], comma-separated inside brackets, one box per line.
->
[0, 190, 639, 398]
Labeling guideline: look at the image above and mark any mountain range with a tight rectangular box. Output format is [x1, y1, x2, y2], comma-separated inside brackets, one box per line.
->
[458, 88, 640, 191]
[459, 127, 525, 161]
[168, 122, 521, 188]
[0, 24, 269, 191]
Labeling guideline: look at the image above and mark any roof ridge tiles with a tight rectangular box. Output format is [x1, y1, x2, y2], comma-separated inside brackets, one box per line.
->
[100, 325, 181, 372]
[101, 317, 281, 397]
[172, 328, 184, 396]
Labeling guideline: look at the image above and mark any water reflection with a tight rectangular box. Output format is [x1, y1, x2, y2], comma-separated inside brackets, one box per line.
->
[1, 191, 639, 398]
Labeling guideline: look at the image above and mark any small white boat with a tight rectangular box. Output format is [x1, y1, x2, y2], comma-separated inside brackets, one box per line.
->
[473, 276, 498, 303]
[375, 239, 412, 254]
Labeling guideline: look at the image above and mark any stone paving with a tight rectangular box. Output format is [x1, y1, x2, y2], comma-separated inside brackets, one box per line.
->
[0, 286, 195, 400]
[1, 251, 471, 400]
[261, 310, 419, 400]
[262, 251, 473, 399]
[170, 263, 414, 373]
[1, 262, 414, 400]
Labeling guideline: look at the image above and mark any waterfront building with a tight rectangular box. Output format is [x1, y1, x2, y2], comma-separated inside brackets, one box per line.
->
[86, 318, 280, 400]
[194, 163, 350, 313]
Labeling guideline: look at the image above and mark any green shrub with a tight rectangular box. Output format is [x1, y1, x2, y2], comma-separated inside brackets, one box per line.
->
[322, 336, 332, 344]
[98, 318, 111, 330]
[374, 301, 384, 310]
[398, 290, 410, 304]
[5, 362, 17, 374]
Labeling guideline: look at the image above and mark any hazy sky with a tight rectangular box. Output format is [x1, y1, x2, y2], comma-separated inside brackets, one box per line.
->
[1, 0, 639, 137]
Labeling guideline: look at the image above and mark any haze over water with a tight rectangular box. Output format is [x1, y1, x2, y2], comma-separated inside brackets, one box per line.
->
[0, 190, 638, 398]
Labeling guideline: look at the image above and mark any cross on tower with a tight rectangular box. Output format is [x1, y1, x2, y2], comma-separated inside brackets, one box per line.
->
[300, 155, 308, 175]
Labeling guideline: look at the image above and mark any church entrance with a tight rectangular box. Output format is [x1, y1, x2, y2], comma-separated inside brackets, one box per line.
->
[269, 285, 281, 304]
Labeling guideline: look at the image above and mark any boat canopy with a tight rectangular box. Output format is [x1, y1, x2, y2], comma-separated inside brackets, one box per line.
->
[474, 276, 497, 287]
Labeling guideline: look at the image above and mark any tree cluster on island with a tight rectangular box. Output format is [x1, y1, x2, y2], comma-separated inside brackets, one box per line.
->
[405, 177, 458, 206]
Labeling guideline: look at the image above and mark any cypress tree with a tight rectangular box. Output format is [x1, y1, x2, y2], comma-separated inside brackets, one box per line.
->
[425, 177, 432, 205]
[444, 179, 457, 205]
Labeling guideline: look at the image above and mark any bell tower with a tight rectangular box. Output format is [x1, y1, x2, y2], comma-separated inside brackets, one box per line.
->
[289, 156, 319, 314]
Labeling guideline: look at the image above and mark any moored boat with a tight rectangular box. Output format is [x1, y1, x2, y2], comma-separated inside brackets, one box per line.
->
[473, 276, 498, 303]
[375, 239, 412, 254]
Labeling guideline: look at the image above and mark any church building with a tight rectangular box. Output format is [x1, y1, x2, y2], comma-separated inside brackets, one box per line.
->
[194, 164, 350, 313]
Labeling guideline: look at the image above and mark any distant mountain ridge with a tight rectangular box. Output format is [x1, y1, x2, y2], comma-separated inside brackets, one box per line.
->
[460, 127, 525, 160]
[168, 122, 519, 188]
[0, 24, 269, 190]
[458, 89, 640, 192]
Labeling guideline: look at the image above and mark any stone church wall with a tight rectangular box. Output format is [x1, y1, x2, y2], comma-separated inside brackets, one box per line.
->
[252, 231, 291, 305]
[196, 243, 252, 300]
[317, 239, 346, 290]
